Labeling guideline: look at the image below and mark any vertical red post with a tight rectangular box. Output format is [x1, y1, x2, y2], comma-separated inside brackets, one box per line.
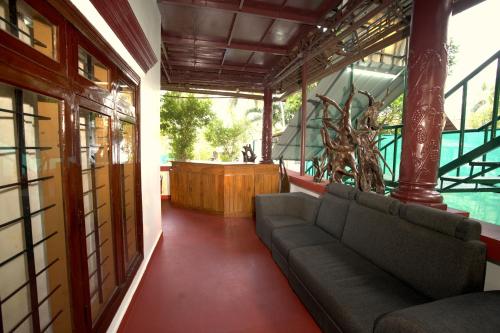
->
[261, 86, 273, 163]
[391, 0, 452, 207]
[300, 62, 308, 175]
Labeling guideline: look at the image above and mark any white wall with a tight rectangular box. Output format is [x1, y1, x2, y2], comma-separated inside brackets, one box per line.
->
[69, 1, 163, 332]
[485, 262, 500, 291]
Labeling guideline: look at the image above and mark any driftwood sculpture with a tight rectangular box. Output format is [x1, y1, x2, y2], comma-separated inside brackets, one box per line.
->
[315, 86, 392, 193]
[356, 90, 393, 194]
[317, 85, 358, 184]
[241, 144, 257, 162]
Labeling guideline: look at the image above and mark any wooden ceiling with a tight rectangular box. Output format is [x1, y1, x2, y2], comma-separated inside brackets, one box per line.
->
[159, 0, 413, 98]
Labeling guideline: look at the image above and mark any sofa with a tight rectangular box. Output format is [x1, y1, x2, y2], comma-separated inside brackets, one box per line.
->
[255, 183, 500, 333]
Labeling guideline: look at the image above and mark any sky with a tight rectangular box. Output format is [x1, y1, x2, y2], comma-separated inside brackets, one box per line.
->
[447, 0, 500, 88]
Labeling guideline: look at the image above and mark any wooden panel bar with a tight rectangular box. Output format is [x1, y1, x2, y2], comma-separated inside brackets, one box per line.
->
[170, 161, 279, 217]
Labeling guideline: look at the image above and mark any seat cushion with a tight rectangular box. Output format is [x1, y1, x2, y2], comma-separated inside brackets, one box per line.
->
[258, 215, 310, 249]
[289, 243, 429, 333]
[272, 225, 337, 259]
[271, 225, 337, 276]
[374, 291, 500, 333]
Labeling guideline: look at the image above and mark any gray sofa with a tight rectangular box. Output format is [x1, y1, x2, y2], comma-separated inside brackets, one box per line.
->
[255, 183, 500, 333]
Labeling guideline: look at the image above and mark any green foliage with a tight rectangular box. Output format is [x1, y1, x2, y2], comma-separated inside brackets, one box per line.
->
[205, 118, 247, 161]
[378, 94, 404, 128]
[468, 84, 496, 128]
[447, 38, 459, 75]
[245, 92, 300, 132]
[160, 92, 214, 160]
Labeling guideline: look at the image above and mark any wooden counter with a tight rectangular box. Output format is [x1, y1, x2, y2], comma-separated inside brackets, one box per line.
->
[170, 161, 279, 217]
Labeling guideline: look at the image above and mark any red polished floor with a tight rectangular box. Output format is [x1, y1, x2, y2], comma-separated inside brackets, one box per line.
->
[118, 202, 320, 333]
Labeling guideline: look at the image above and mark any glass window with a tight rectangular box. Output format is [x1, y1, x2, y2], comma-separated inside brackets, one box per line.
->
[0, 0, 58, 60]
[119, 121, 138, 271]
[79, 109, 117, 322]
[78, 47, 110, 91]
[117, 83, 135, 106]
[0, 82, 72, 332]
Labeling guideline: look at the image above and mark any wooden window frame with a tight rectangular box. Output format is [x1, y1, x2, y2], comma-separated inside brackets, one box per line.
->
[0, 1, 145, 332]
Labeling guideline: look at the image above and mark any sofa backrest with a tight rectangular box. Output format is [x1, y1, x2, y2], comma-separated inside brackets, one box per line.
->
[315, 183, 357, 239]
[342, 192, 486, 300]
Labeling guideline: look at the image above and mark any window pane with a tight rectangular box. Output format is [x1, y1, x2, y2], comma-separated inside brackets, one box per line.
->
[79, 109, 117, 322]
[117, 83, 135, 106]
[0, 0, 58, 60]
[0, 83, 72, 332]
[78, 47, 110, 91]
[119, 121, 138, 271]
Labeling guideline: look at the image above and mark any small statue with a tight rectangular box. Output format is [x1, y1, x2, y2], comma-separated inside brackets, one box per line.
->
[278, 156, 290, 193]
[312, 154, 327, 183]
[241, 144, 257, 162]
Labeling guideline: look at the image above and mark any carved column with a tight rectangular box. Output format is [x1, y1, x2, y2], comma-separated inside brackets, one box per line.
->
[391, 0, 452, 207]
[261, 87, 273, 163]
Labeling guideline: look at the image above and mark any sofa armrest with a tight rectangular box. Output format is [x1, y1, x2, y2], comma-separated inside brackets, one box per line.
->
[255, 192, 320, 224]
[374, 291, 500, 333]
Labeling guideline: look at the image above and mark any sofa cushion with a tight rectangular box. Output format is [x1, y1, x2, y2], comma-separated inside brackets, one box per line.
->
[315, 184, 357, 239]
[342, 200, 487, 300]
[326, 183, 357, 199]
[258, 215, 311, 248]
[400, 204, 481, 241]
[289, 243, 428, 333]
[272, 225, 337, 259]
[271, 225, 337, 277]
[315, 193, 351, 239]
[374, 291, 500, 333]
[355, 191, 401, 215]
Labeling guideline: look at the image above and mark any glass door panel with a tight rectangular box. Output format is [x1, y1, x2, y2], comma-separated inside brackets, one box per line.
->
[119, 121, 137, 271]
[0, 83, 72, 333]
[79, 109, 116, 322]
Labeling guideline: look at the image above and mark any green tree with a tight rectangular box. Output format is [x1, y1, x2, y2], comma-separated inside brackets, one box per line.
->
[205, 118, 247, 161]
[245, 93, 299, 132]
[447, 38, 459, 75]
[468, 84, 496, 128]
[160, 92, 214, 160]
[378, 94, 404, 127]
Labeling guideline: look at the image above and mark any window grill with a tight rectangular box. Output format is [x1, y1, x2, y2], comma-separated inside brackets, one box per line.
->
[0, 83, 71, 333]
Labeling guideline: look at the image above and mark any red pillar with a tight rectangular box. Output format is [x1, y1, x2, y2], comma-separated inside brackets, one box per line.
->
[261, 87, 273, 163]
[300, 62, 308, 175]
[391, 0, 452, 208]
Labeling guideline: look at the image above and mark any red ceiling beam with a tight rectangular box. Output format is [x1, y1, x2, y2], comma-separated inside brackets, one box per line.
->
[163, 35, 288, 55]
[159, 0, 319, 25]
[170, 72, 264, 84]
[161, 85, 264, 100]
[169, 61, 269, 74]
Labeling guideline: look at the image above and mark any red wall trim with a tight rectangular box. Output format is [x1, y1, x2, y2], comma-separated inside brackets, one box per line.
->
[287, 170, 327, 194]
[90, 0, 158, 73]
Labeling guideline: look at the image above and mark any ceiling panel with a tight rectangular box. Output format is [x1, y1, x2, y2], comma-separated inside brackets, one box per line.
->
[261, 20, 300, 46]
[249, 51, 279, 66]
[224, 49, 254, 64]
[231, 14, 274, 43]
[285, 0, 324, 10]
